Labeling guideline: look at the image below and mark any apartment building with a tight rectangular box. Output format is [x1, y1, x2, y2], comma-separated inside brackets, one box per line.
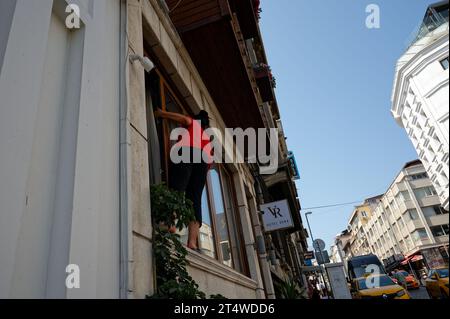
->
[342, 160, 449, 277]
[0, 0, 308, 299]
[391, 1, 449, 211]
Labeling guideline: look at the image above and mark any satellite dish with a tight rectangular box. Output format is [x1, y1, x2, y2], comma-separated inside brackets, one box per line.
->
[313, 239, 326, 252]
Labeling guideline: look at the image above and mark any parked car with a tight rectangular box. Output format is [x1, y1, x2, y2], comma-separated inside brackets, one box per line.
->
[425, 268, 449, 299]
[352, 274, 411, 300]
[397, 271, 420, 290]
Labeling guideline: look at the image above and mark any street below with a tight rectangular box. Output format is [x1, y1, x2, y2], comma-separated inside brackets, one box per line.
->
[408, 287, 430, 300]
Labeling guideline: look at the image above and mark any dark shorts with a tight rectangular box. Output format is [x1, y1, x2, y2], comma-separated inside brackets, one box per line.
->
[169, 148, 209, 226]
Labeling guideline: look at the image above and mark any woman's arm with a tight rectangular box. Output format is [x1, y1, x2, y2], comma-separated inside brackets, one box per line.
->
[154, 109, 192, 126]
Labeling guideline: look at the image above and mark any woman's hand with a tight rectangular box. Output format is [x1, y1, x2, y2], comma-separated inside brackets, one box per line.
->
[154, 108, 163, 118]
[153, 109, 191, 126]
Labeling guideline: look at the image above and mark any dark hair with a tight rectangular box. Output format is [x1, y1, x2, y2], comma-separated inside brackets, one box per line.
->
[193, 110, 210, 129]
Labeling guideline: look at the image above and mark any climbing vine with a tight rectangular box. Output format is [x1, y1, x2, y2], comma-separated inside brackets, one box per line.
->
[148, 184, 226, 299]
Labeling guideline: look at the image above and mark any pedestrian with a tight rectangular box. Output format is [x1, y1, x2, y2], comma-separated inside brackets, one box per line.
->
[154, 109, 213, 251]
[311, 284, 321, 300]
[307, 280, 315, 299]
[393, 269, 407, 289]
[320, 282, 327, 298]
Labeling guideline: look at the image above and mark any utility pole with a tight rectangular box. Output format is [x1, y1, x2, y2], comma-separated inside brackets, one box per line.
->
[305, 212, 326, 265]
[305, 211, 329, 298]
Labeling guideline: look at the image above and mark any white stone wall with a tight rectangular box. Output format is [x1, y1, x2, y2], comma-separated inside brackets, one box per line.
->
[0, 0, 121, 298]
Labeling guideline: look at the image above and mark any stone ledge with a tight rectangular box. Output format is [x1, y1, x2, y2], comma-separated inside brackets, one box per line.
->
[186, 249, 258, 290]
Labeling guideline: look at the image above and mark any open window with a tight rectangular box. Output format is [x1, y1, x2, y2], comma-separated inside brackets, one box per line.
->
[145, 69, 189, 184]
[144, 56, 249, 276]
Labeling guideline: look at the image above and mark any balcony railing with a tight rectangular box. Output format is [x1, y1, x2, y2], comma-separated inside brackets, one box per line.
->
[405, 10, 449, 51]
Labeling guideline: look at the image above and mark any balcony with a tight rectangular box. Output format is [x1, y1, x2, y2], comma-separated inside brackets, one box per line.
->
[392, 183, 405, 195]
[406, 219, 425, 232]
[165, 0, 264, 130]
[409, 178, 432, 189]
[253, 63, 275, 103]
[427, 214, 450, 227]
[418, 195, 441, 207]
[435, 235, 450, 244]
[397, 199, 416, 214]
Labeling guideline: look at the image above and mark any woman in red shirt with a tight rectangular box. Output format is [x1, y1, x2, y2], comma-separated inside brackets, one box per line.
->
[154, 109, 212, 251]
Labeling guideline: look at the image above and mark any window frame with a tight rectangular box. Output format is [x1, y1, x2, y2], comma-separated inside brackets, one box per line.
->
[431, 224, 450, 237]
[203, 166, 250, 275]
[433, 205, 449, 215]
[145, 58, 250, 275]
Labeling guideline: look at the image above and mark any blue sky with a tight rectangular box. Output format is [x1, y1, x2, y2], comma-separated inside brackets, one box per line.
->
[259, 0, 434, 252]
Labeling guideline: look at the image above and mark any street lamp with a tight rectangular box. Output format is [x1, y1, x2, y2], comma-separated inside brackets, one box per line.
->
[305, 211, 327, 293]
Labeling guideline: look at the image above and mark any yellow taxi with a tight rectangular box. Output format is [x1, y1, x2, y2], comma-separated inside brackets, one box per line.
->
[425, 268, 449, 299]
[352, 274, 411, 300]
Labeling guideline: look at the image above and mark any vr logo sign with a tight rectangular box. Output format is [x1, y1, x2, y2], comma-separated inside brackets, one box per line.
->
[260, 199, 294, 232]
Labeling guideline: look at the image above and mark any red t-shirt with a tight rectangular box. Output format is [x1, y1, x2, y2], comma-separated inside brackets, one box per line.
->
[177, 118, 213, 164]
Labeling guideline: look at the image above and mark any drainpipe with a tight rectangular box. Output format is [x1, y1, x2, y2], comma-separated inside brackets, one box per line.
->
[253, 175, 276, 299]
[119, 0, 133, 299]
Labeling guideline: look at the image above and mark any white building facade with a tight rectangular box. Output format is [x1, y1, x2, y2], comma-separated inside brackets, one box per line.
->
[0, 0, 308, 299]
[391, 1, 449, 211]
[0, 0, 123, 299]
[360, 161, 449, 272]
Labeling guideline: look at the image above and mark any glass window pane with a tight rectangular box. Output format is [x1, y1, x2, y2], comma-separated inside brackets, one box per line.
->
[422, 206, 436, 217]
[199, 188, 216, 259]
[440, 57, 449, 70]
[221, 170, 245, 274]
[209, 169, 234, 268]
[408, 209, 419, 220]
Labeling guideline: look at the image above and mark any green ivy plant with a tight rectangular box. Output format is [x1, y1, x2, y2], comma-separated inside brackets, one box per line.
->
[148, 184, 226, 299]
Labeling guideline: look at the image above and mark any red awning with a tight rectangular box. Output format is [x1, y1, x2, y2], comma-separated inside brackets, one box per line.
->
[401, 256, 413, 265]
[401, 253, 423, 265]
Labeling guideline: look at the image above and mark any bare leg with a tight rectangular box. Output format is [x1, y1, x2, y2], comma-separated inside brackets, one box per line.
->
[187, 221, 200, 250]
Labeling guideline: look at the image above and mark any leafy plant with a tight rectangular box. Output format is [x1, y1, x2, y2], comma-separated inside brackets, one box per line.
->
[276, 277, 308, 299]
[148, 184, 226, 300]
[150, 183, 196, 230]
[151, 229, 206, 299]
[253, 0, 262, 20]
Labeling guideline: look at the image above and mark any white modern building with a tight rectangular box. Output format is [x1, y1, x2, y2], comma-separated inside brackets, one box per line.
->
[355, 160, 448, 274]
[391, 1, 449, 211]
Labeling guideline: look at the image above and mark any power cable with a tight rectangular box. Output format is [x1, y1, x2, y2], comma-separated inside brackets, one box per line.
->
[301, 200, 363, 211]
